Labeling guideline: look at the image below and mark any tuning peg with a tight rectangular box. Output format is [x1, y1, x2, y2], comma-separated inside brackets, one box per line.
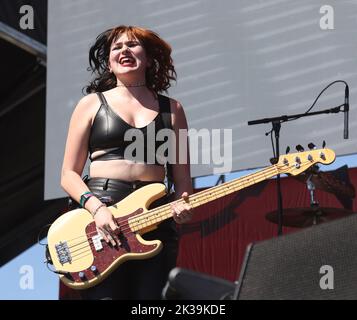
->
[322, 140, 326, 148]
[285, 146, 290, 154]
[295, 145, 304, 152]
[308, 143, 316, 150]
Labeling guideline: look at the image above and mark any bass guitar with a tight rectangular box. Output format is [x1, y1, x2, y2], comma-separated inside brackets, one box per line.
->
[47, 148, 335, 289]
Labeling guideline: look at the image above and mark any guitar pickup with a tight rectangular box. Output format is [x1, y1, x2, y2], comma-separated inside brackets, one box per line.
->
[92, 234, 104, 251]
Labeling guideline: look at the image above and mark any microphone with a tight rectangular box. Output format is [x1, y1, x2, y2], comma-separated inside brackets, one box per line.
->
[344, 84, 349, 139]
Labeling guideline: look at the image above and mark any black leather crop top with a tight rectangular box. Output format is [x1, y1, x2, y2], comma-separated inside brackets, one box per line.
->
[88, 92, 172, 165]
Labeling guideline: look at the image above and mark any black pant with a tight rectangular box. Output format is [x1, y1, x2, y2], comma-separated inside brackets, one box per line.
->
[79, 178, 178, 300]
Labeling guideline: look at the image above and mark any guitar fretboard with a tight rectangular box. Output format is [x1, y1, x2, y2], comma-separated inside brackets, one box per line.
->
[128, 164, 279, 232]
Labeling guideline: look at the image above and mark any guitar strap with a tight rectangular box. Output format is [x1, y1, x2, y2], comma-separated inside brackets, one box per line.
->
[158, 94, 174, 194]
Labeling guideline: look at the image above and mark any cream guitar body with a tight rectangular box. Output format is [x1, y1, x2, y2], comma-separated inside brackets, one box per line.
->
[47, 183, 167, 289]
[47, 148, 336, 289]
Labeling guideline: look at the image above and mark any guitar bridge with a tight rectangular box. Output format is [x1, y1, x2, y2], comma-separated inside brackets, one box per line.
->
[55, 241, 72, 265]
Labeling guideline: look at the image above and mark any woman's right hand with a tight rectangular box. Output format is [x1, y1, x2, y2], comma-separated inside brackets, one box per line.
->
[93, 206, 121, 246]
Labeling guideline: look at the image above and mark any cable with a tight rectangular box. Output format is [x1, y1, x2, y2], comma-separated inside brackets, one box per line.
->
[265, 80, 348, 158]
[37, 224, 51, 246]
[285, 80, 348, 123]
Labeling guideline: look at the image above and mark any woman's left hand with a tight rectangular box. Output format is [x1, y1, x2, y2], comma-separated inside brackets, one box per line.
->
[171, 192, 193, 224]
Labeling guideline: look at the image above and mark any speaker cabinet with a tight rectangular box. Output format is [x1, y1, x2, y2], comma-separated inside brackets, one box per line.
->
[234, 214, 357, 300]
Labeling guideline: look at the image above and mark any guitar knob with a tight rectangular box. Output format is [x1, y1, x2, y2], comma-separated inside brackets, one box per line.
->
[308, 143, 316, 150]
[295, 145, 304, 152]
[91, 265, 98, 274]
[78, 271, 86, 280]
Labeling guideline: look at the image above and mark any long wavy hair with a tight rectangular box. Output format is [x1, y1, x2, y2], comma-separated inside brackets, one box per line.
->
[84, 25, 177, 94]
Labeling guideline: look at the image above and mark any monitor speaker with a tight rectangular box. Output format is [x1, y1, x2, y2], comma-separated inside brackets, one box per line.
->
[162, 267, 236, 300]
[234, 214, 357, 300]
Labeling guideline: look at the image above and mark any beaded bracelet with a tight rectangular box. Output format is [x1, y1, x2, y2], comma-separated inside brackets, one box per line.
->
[92, 203, 106, 217]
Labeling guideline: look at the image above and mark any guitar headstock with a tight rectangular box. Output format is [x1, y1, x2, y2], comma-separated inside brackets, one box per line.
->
[277, 148, 336, 176]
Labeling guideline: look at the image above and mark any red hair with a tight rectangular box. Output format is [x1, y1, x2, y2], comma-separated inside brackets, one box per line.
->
[85, 25, 176, 94]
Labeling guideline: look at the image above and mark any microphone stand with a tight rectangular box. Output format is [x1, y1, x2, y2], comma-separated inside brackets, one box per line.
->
[248, 104, 346, 236]
[272, 121, 283, 236]
[306, 174, 320, 226]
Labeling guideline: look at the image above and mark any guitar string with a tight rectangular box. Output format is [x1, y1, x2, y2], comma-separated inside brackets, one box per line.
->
[60, 160, 311, 259]
[67, 161, 326, 261]
[70, 251, 94, 264]
[56, 166, 284, 257]
[60, 161, 309, 260]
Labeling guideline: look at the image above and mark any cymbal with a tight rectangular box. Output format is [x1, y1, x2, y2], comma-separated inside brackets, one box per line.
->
[266, 207, 355, 228]
[294, 170, 355, 199]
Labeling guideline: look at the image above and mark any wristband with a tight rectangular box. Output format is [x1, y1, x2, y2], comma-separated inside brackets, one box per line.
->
[80, 191, 94, 207]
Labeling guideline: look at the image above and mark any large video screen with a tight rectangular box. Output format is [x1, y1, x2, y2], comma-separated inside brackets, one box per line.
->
[45, 0, 357, 199]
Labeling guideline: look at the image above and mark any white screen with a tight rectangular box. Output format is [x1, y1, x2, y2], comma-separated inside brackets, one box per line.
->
[45, 0, 357, 199]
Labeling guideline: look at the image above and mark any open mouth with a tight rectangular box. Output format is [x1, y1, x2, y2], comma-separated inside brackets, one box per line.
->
[119, 56, 136, 65]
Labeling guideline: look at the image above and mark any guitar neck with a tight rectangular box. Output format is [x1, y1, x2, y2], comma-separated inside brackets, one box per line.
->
[129, 164, 279, 232]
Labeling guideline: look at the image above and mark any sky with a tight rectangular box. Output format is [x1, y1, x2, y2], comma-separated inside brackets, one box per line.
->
[1, 153, 356, 300]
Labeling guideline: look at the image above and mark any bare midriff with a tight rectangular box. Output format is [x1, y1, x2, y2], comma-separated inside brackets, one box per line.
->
[89, 149, 165, 182]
